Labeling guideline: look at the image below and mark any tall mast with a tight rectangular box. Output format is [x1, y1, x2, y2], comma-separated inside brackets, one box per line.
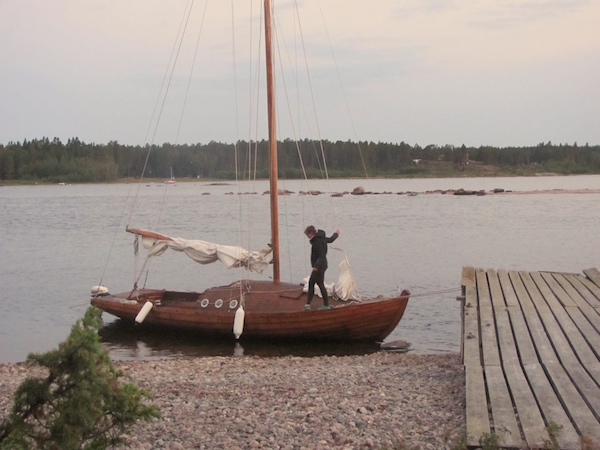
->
[264, 0, 280, 283]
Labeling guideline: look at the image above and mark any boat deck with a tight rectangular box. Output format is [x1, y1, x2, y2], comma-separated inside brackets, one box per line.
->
[459, 267, 600, 449]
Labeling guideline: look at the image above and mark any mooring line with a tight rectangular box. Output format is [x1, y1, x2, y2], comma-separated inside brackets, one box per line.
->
[407, 287, 461, 298]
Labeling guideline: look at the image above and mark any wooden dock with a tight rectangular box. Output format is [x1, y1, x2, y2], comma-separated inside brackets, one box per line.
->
[460, 267, 600, 449]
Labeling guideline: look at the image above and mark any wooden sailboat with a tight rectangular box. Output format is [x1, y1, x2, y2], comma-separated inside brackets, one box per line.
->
[91, 0, 409, 342]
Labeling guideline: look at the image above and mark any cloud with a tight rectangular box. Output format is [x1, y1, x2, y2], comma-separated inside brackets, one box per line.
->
[0, 0, 599, 147]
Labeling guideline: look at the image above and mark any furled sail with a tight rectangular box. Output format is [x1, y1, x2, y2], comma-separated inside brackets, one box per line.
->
[134, 229, 273, 274]
[302, 256, 359, 301]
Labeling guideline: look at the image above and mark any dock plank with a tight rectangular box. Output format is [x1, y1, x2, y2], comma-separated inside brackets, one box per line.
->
[498, 269, 520, 307]
[554, 273, 600, 309]
[511, 271, 559, 364]
[523, 363, 581, 450]
[567, 274, 600, 309]
[506, 306, 539, 365]
[462, 267, 600, 449]
[494, 308, 520, 365]
[498, 273, 539, 365]
[477, 269, 501, 367]
[583, 268, 600, 289]
[476, 268, 493, 309]
[484, 366, 522, 448]
[465, 365, 490, 447]
[544, 273, 600, 334]
[462, 268, 600, 449]
[523, 272, 580, 366]
[480, 306, 501, 367]
[544, 362, 600, 444]
[487, 269, 506, 310]
[561, 362, 600, 421]
[463, 268, 481, 366]
[487, 270, 521, 365]
[581, 360, 600, 392]
[531, 272, 599, 364]
[509, 270, 537, 315]
[564, 307, 600, 361]
[503, 363, 548, 448]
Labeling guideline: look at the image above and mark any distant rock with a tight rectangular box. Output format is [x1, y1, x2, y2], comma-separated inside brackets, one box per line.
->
[351, 186, 365, 195]
[453, 188, 477, 196]
[380, 340, 411, 353]
[263, 189, 294, 195]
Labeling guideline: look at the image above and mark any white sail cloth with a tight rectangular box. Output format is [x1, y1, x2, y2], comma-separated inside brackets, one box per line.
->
[141, 235, 273, 274]
[302, 255, 359, 301]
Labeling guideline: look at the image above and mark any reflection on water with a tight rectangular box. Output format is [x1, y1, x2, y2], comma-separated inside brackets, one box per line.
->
[99, 319, 382, 360]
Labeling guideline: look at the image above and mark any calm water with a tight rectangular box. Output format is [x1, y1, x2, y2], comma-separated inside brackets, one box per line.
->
[1, 175, 598, 363]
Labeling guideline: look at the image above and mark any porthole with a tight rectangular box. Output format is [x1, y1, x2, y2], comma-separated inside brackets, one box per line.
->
[215, 299, 223, 308]
[200, 298, 209, 308]
[229, 299, 238, 309]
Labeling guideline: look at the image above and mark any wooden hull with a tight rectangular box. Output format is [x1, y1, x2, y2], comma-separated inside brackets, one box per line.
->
[91, 280, 410, 342]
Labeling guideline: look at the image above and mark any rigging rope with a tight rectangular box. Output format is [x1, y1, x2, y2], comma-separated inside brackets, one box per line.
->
[408, 288, 461, 298]
[110, 1, 409, 297]
[175, 0, 209, 144]
[129, 0, 198, 289]
[95, 183, 134, 290]
[128, 0, 196, 226]
[271, 2, 363, 292]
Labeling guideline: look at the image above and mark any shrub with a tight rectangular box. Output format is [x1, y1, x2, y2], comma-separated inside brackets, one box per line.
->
[0, 307, 160, 449]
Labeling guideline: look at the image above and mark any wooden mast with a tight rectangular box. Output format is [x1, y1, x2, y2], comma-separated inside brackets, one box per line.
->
[264, 0, 280, 283]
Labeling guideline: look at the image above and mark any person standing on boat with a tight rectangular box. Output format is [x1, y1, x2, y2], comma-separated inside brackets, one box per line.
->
[303, 225, 340, 310]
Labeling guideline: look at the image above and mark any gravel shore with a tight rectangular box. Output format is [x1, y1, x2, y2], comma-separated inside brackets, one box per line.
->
[1, 353, 465, 449]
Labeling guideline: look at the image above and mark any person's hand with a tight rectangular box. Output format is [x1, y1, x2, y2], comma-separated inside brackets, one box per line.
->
[336, 228, 341, 235]
[313, 267, 318, 272]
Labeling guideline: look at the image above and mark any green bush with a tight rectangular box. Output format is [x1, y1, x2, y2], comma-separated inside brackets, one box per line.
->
[0, 307, 160, 449]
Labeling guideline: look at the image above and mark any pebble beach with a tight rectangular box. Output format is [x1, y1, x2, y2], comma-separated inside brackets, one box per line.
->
[0, 353, 465, 449]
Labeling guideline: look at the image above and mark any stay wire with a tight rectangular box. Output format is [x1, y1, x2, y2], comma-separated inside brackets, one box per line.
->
[127, 0, 196, 228]
[153, 0, 196, 233]
[409, 288, 461, 298]
[96, 183, 134, 290]
[272, 2, 357, 290]
[315, 0, 371, 182]
[129, 0, 196, 288]
[272, 5, 312, 281]
[175, 0, 209, 145]
[97, 0, 193, 291]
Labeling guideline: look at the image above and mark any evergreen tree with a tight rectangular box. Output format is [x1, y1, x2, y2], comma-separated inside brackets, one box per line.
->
[0, 307, 160, 449]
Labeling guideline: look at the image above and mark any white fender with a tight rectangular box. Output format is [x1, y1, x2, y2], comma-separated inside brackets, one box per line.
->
[233, 305, 245, 339]
[135, 301, 153, 323]
[90, 285, 109, 296]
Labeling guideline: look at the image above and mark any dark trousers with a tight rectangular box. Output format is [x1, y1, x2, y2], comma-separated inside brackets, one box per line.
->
[307, 269, 328, 306]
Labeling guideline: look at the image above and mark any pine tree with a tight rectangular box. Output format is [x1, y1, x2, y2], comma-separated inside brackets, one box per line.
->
[0, 307, 160, 449]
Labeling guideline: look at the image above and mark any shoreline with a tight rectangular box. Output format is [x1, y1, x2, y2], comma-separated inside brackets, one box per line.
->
[0, 353, 465, 449]
[2, 178, 599, 197]
[2, 171, 600, 187]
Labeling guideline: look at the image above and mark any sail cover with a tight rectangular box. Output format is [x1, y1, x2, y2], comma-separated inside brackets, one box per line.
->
[140, 234, 273, 274]
[302, 255, 359, 301]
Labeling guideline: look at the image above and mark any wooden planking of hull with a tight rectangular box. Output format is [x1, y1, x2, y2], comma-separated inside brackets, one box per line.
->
[91, 280, 410, 342]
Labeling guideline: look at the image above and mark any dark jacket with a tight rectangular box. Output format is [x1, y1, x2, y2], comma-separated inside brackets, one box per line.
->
[310, 229, 338, 271]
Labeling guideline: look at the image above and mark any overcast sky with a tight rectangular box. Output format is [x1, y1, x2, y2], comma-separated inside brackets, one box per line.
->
[1, 0, 599, 148]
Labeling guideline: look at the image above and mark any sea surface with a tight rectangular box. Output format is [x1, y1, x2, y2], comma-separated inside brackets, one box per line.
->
[1, 175, 598, 363]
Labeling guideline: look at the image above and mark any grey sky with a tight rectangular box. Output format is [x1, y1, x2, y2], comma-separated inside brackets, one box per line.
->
[1, 0, 598, 148]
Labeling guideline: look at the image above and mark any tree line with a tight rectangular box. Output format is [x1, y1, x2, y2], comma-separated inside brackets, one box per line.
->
[1, 137, 599, 183]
